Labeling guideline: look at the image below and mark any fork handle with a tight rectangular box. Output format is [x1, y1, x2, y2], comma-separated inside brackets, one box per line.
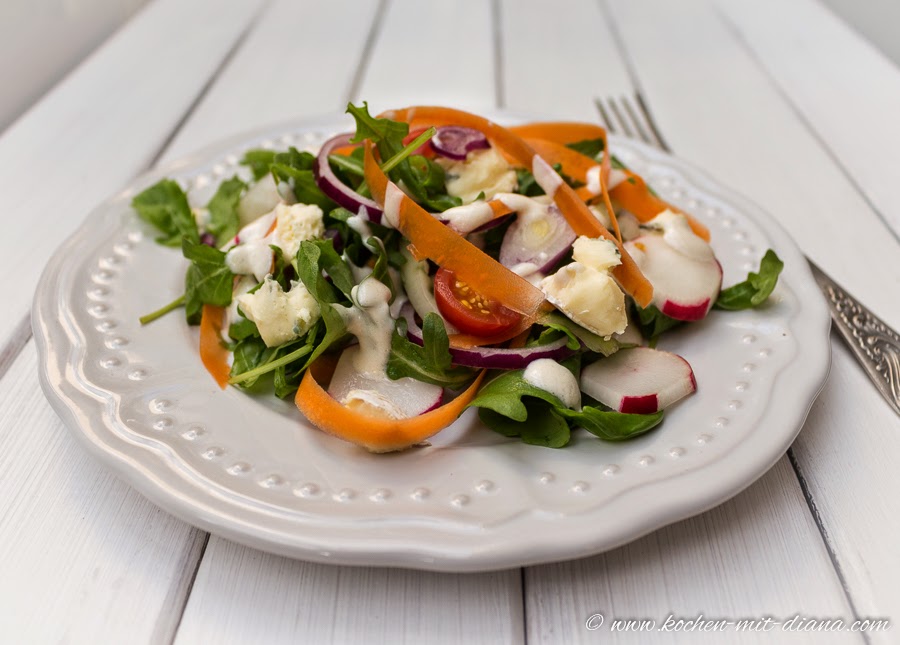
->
[808, 260, 900, 416]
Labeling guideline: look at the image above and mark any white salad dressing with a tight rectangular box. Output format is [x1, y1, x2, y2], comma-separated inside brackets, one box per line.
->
[531, 154, 563, 197]
[645, 210, 713, 261]
[224, 209, 277, 282]
[523, 359, 581, 409]
[585, 166, 628, 195]
[336, 277, 395, 375]
[382, 183, 405, 229]
[438, 201, 496, 234]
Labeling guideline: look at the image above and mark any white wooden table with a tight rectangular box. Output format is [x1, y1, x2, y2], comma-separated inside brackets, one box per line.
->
[2, 0, 899, 643]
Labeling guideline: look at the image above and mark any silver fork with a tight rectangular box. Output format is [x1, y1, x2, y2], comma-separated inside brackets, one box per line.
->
[596, 94, 900, 417]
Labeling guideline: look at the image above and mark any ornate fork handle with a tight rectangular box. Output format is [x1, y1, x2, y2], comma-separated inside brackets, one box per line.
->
[809, 262, 900, 416]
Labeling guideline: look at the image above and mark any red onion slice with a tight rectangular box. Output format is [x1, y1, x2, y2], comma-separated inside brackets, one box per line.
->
[314, 133, 383, 223]
[429, 126, 490, 160]
[499, 198, 576, 274]
[401, 305, 574, 370]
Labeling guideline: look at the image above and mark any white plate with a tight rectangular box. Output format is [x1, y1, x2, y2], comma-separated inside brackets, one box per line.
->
[33, 112, 831, 572]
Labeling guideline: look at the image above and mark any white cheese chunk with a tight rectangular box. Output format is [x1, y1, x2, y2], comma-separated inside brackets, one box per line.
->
[540, 262, 627, 337]
[271, 203, 325, 260]
[572, 236, 621, 272]
[442, 148, 517, 203]
[236, 278, 320, 348]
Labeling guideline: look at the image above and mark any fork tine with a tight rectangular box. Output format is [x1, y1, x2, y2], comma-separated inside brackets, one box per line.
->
[620, 95, 654, 145]
[607, 97, 635, 138]
[593, 97, 617, 134]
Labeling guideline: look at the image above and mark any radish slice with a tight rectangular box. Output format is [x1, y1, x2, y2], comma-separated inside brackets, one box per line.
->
[327, 346, 443, 419]
[314, 133, 384, 223]
[430, 126, 490, 160]
[625, 233, 722, 322]
[401, 305, 574, 369]
[580, 347, 696, 413]
[498, 194, 576, 274]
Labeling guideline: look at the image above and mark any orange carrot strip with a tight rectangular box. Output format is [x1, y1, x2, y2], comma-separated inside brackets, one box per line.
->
[295, 355, 486, 453]
[509, 122, 609, 145]
[524, 137, 621, 241]
[363, 141, 546, 317]
[199, 304, 230, 389]
[378, 107, 654, 308]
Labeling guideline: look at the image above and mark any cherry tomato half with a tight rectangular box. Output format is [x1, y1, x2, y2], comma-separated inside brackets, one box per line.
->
[433, 268, 522, 337]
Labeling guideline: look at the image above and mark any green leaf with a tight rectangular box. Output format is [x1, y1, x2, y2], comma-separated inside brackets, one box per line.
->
[631, 303, 682, 340]
[559, 406, 663, 441]
[468, 364, 574, 421]
[536, 311, 621, 356]
[132, 179, 199, 246]
[346, 101, 409, 148]
[479, 403, 571, 448]
[270, 164, 335, 212]
[182, 237, 234, 325]
[294, 238, 355, 298]
[229, 336, 277, 388]
[294, 241, 350, 367]
[714, 249, 784, 310]
[206, 176, 245, 245]
[228, 316, 259, 342]
[241, 149, 278, 181]
[566, 138, 605, 159]
[387, 314, 476, 388]
[469, 358, 662, 446]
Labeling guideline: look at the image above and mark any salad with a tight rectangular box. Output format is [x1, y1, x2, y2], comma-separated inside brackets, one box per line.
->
[135, 104, 783, 452]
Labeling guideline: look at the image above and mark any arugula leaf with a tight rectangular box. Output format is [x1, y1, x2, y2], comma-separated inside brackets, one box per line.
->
[269, 147, 335, 211]
[387, 314, 476, 388]
[346, 103, 460, 212]
[182, 238, 234, 325]
[479, 404, 571, 448]
[558, 406, 663, 441]
[536, 311, 621, 356]
[714, 249, 784, 310]
[347, 101, 409, 147]
[229, 335, 278, 388]
[469, 360, 663, 446]
[241, 149, 278, 181]
[469, 365, 573, 421]
[228, 316, 259, 342]
[631, 302, 682, 340]
[132, 179, 199, 246]
[567, 138, 605, 159]
[294, 238, 355, 298]
[295, 241, 350, 366]
[206, 176, 245, 246]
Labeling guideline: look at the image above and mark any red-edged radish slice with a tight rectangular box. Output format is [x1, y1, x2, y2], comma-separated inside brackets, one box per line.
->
[625, 233, 722, 322]
[327, 346, 443, 419]
[580, 347, 696, 413]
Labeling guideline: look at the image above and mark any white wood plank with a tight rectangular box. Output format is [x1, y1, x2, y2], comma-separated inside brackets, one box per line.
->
[165, 3, 526, 643]
[500, 0, 632, 120]
[719, 0, 900, 236]
[354, 0, 496, 112]
[175, 537, 524, 645]
[597, 0, 900, 638]
[162, 0, 381, 161]
[525, 459, 857, 645]
[0, 0, 266, 351]
[0, 343, 207, 643]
